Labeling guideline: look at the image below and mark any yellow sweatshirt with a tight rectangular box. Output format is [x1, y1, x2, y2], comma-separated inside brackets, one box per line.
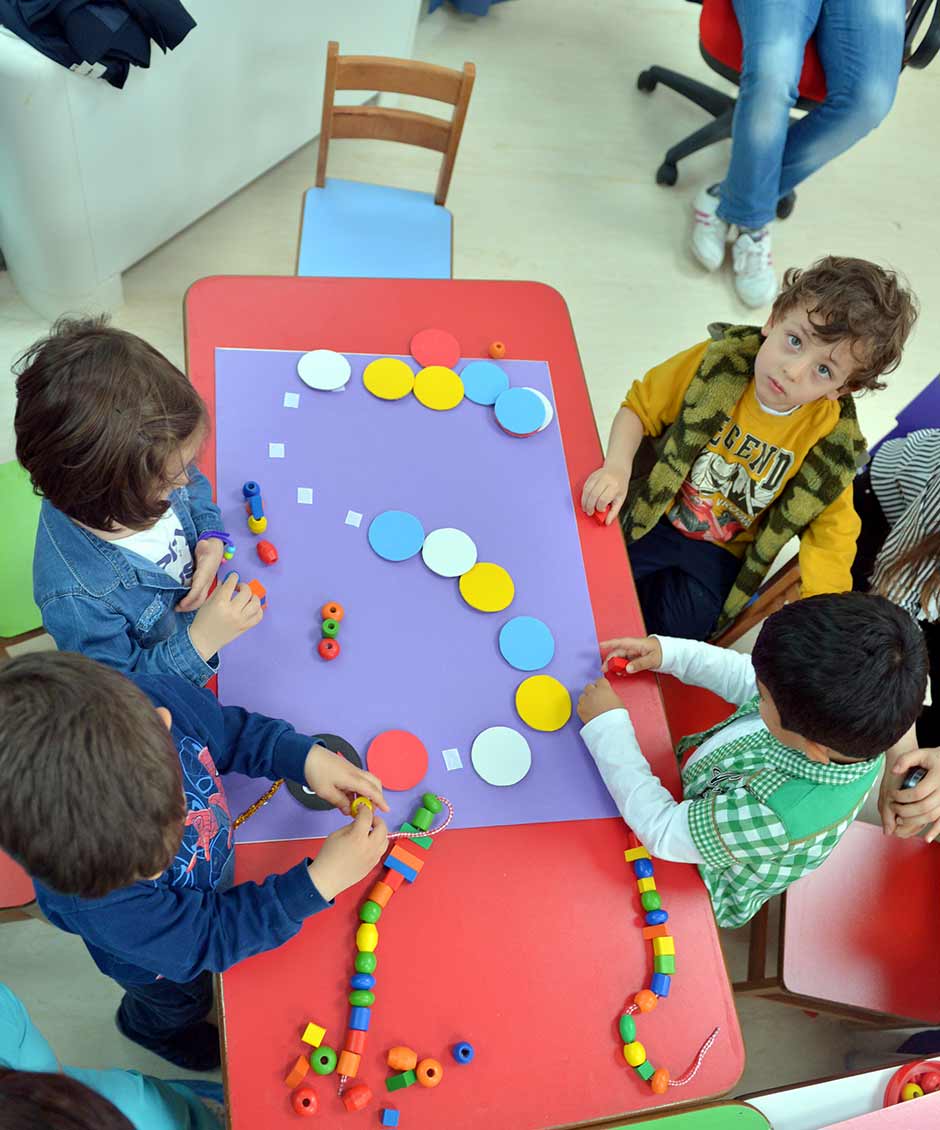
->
[623, 341, 860, 598]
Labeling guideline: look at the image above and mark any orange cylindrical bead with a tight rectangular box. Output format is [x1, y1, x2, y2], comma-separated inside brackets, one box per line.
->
[387, 1046, 418, 1072]
[368, 880, 394, 908]
[651, 1068, 670, 1094]
[634, 989, 658, 1013]
[337, 1050, 360, 1078]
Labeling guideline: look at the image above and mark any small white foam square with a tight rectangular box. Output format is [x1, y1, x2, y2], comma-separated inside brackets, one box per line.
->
[268, 442, 285, 459]
[296, 487, 313, 505]
[442, 748, 463, 771]
[283, 392, 300, 409]
[345, 510, 363, 528]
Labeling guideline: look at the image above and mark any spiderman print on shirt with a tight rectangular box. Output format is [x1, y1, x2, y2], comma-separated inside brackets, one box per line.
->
[167, 736, 233, 889]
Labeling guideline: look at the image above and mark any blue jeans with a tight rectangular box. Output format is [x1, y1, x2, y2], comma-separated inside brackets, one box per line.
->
[718, 0, 905, 229]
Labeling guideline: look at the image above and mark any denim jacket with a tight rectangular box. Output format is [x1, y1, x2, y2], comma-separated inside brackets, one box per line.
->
[33, 468, 223, 687]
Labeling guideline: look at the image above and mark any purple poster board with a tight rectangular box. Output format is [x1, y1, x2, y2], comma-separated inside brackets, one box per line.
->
[215, 348, 619, 842]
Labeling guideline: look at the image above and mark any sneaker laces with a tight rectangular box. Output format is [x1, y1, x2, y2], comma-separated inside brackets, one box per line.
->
[733, 232, 772, 275]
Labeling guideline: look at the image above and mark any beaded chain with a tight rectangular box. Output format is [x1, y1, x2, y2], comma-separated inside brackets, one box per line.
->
[617, 833, 719, 1093]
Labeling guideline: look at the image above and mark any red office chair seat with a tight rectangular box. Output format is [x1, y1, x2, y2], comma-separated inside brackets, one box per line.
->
[700, 0, 827, 105]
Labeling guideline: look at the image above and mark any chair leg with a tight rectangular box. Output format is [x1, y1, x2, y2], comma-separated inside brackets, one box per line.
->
[663, 108, 734, 171]
[638, 66, 735, 120]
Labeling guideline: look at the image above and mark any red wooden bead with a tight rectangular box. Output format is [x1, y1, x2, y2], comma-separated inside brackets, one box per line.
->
[651, 1067, 670, 1094]
[634, 989, 658, 1013]
[291, 1085, 319, 1116]
[607, 656, 629, 676]
[342, 1083, 372, 1112]
[592, 505, 610, 526]
[317, 638, 340, 661]
[345, 1029, 367, 1055]
[921, 1071, 940, 1093]
[256, 539, 278, 565]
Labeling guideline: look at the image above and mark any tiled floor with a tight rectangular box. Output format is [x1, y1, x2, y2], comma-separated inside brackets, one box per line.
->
[2, 0, 938, 1117]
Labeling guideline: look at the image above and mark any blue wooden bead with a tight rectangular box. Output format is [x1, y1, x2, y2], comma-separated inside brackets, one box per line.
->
[350, 973, 375, 991]
[650, 972, 671, 997]
[633, 858, 654, 879]
[452, 1041, 474, 1064]
[645, 909, 668, 926]
[348, 1006, 371, 1031]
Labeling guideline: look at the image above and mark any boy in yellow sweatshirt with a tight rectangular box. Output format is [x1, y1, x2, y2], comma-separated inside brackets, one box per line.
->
[582, 256, 918, 640]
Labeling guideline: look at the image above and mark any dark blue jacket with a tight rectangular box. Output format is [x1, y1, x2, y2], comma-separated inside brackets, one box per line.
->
[36, 674, 331, 986]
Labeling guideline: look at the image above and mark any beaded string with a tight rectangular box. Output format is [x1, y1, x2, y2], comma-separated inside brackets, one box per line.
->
[616, 832, 719, 1093]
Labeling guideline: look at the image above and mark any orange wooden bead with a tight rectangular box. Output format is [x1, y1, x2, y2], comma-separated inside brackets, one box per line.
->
[387, 1046, 418, 1072]
[634, 989, 658, 1013]
[651, 1067, 670, 1094]
[321, 601, 345, 622]
[284, 1054, 309, 1089]
[642, 924, 670, 940]
[368, 880, 394, 908]
[416, 1058, 443, 1088]
[488, 340, 506, 359]
[389, 844, 424, 875]
[337, 1050, 360, 1077]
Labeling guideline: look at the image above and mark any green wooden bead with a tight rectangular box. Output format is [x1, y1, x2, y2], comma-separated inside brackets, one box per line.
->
[422, 793, 442, 814]
[359, 900, 382, 923]
[618, 1013, 636, 1043]
[654, 955, 675, 975]
[354, 952, 376, 974]
[398, 821, 432, 849]
[636, 1060, 655, 1081]
[386, 1069, 417, 1092]
[348, 990, 375, 1007]
[640, 891, 662, 912]
[310, 1046, 337, 1075]
[321, 618, 340, 639]
[411, 807, 433, 831]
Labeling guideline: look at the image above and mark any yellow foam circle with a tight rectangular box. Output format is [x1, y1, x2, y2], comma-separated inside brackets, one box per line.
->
[413, 365, 464, 411]
[515, 675, 572, 732]
[458, 562, 515, 612]
[363, 357, 416, 401]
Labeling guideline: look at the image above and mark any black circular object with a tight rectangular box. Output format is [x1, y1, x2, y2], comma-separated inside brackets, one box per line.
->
[286, 733, 361, 811]
[637, 70, 657, 93]
[656, 162, 678, 187]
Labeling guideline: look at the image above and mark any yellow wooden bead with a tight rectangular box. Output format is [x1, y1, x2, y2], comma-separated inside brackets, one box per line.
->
[356, 923, 378, 952]
[636, 877, 657, 894]
[301, 1021, 326, 1048]
[901, 1082, 925, 1101]
[350, 796, 373, 816]
[623, 1041, 647, 1067]
[624, 846, 651, 862]
[248, 515, 267, 534]
[652, 936, 675, 957]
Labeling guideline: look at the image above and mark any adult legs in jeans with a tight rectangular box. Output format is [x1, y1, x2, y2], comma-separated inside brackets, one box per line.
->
[116, 970, 220, 1071]
[628, 518, 742, 640]
[718, 0, 905, 231]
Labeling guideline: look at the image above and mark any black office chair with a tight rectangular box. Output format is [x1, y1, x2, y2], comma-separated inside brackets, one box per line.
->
[638, 0, 940, 220]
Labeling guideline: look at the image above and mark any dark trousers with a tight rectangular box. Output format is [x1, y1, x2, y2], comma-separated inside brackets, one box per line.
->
[116, 970, 213, 1046]
[628, 517, 742, 640]
[852, 468, 938, 746]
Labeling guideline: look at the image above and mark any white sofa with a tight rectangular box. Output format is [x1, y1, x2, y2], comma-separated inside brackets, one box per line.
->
[0, 0, 420, 318]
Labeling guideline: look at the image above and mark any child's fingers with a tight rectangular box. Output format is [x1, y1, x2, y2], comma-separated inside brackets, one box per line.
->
[599, 638, 646, 656]
[352, 773, 389, 813]
[888, 789, 940, 816]
[926, 816, 940, 844]
[625, 652, 659, 674]
[605, 494, 625, 524]
[891, 750, 931, 775]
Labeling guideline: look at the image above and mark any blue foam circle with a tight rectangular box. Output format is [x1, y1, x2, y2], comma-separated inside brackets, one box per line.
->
[460, 360, 510, 406]
[494, 387, 547, 436]
[498, 616, 556, 672]
[368, 510, 426, 562]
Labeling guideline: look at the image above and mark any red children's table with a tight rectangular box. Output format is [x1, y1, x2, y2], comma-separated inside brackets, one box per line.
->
[184, 277, 744, 1129]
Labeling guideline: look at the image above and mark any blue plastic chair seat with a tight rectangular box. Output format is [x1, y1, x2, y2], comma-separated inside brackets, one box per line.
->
[298, 178, 452, 279]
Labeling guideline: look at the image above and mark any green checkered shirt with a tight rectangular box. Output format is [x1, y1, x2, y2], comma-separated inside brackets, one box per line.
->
[679, 696, 882, 928]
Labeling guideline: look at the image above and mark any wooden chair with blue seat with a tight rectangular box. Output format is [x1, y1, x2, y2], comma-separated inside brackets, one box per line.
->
[298, 40, 475, 280]
[636, 0, 940, 216]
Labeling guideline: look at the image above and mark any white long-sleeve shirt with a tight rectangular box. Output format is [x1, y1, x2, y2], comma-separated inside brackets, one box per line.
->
[579, 635, 764, 863]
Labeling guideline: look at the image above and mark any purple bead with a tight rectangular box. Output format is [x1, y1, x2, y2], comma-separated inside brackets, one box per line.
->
[645, 909, 668, 926]
[633, 858, 654, 879]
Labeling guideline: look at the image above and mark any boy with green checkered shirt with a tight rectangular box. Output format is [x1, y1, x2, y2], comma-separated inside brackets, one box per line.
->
[577, 592, 928, 928]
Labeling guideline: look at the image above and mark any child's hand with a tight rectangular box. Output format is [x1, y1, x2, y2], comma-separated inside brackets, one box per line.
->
[577, 677, 624, 725]
[304, 744, 390, 816]
[600, 636, 663, 674]
[881, 747, 940, 841]
[307, 805, 389, 902]
[581, 465, 630, 525]
[178, 538, 225, 612]
[188, 572, 263, 660]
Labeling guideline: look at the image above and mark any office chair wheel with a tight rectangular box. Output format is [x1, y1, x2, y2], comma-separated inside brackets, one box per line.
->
[776, 192, 796, 219]
[637, 70, 658, 93]
[656, 162, 678, 187]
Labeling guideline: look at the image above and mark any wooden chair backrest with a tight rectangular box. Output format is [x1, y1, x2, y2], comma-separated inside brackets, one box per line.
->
[315, 41, 475, 206]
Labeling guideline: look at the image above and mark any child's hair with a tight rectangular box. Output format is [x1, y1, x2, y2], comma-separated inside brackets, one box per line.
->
[0, 1069, 135, 1130]
[771, 256, 918, 393]
[876, 532, 940, 617]
[751, 592, 928, 761]
[14, 315, 207, 532]
[0, 653, 185, 897]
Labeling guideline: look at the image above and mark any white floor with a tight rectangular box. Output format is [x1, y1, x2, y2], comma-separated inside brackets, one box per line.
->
[2, 0, 938, 1118]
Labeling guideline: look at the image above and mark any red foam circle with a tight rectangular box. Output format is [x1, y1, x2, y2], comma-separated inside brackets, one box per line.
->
[366, 729, 429, 791]
[410, 328, 460, 369]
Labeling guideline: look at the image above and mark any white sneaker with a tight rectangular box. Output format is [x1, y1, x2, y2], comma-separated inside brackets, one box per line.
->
[690, 187, 729, 272]
[732, 229, 778, 308]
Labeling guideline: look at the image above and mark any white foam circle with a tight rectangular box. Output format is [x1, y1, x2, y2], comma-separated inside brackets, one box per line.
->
[525, 387, 555, 432]
[421, 527, 478, 578]
[470, 725, 532, 787]
[297, 350, 351, 391]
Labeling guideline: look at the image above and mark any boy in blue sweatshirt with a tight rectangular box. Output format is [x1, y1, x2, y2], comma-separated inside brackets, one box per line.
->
[0, 652, 389, 1072]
